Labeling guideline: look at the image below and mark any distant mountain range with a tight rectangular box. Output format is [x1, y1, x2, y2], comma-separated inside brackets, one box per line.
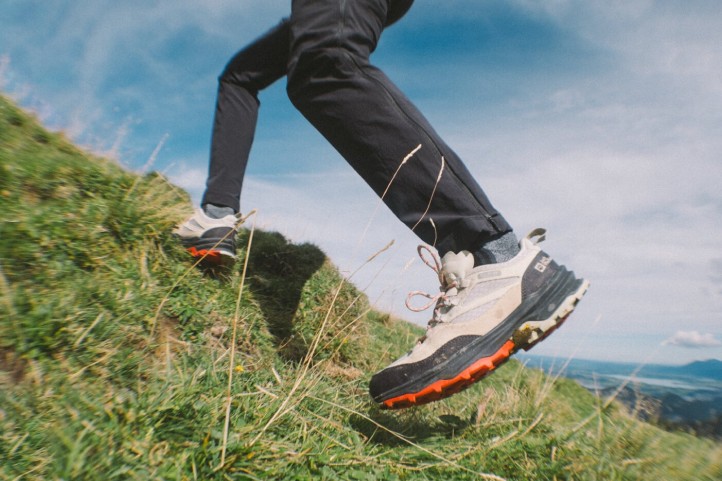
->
[656, 359, 722, 380]
[521, 356, 722, 384]
[520, 355, 722, 439]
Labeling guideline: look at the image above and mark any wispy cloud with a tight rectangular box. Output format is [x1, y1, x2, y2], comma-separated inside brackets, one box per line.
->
[168, 164, 207, 197]
[663, 331, 722, 349]
[0, 54, 9, 90]
[0, 1, 288, 164]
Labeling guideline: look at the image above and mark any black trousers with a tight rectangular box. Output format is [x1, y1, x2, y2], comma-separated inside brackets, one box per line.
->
[202, 0, 512, 256]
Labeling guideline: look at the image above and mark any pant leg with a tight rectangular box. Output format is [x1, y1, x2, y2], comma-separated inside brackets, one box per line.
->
[286, 0, 512, 256]
[202, 20, 290, 213]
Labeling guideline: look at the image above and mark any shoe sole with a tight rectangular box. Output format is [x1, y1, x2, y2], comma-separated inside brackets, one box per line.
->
[176, 227, 237, 267]
[379, 279, 590, 409]
[186, 247, 237, 267]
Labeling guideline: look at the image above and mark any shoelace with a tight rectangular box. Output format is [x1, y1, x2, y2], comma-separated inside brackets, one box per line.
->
[405, 245, 460, 327]
[405, 228, 548, 331]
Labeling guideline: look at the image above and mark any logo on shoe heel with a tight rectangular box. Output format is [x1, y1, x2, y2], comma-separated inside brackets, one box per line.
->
[534, 256, 552, 273]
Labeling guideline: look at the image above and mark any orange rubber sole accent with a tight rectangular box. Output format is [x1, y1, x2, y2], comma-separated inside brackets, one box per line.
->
[381, 314, 571, 410]
[187, 247, 226, 264]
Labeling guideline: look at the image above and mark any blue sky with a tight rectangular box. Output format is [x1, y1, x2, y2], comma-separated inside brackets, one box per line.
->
[2, 0, 721, 365]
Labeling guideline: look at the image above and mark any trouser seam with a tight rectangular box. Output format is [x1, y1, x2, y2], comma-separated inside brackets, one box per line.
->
[345, 51, 502, 231]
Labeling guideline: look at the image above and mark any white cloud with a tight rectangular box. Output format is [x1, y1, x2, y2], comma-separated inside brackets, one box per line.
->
[239, 172, 438, 323]
[0, 54, 9, 89]
[0, 1, 289, 166]
[663, 331, 722, 348]
[167, 165, 207, 196]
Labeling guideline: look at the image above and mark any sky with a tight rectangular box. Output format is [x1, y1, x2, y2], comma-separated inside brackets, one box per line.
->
[2, 0, 721, 366]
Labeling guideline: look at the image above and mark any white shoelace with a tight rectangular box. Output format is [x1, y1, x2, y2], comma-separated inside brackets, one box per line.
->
[405, 245, 460, 327]
[404, 229, 548, 331]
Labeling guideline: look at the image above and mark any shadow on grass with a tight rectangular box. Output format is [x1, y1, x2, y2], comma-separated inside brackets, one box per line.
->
[350, 405, 474, 446]
[239, 230, 326, 354]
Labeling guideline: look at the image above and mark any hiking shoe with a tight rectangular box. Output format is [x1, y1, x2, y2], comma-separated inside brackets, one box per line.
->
[369, 228, 589, 409]
[173, 208, 238, 265]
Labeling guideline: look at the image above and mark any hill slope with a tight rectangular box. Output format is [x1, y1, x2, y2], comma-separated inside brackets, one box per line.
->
[1, 94, 721, 480]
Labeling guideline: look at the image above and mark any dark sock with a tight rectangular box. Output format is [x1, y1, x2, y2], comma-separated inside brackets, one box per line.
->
[473, 231, 520, 265]
[203, 203, 235, 220]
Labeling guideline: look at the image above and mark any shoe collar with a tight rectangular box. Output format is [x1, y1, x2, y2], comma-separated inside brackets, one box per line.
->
[447, 228, 547, 287]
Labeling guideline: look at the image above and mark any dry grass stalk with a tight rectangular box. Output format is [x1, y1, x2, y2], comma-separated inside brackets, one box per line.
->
[219, 211, 257, 468]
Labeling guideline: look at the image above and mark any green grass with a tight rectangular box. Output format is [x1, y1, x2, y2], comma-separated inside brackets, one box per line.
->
[1, 93, 721, 480]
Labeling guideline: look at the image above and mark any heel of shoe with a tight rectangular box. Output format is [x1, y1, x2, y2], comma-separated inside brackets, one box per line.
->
[513, 278, 589, 351]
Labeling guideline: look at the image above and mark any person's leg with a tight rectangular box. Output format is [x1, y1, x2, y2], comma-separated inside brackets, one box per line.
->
[176, 20, 290, 265]
[280, 0, 588, 410]
[202, 20, 291, 214]
[286, 0, 514, 258]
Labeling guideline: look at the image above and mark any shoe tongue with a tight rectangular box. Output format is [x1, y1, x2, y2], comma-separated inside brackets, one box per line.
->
[440, 250, 474, 284]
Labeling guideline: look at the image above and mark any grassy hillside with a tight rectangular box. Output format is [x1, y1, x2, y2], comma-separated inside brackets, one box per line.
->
[1, 94, 721, 480]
